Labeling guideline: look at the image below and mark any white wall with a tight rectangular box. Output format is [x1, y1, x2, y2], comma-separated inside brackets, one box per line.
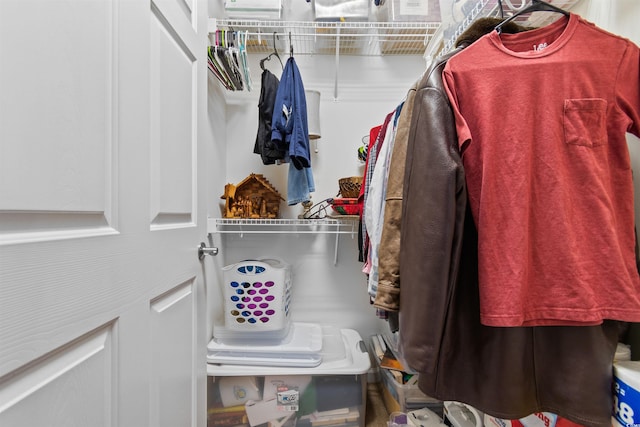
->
[212, 53, 425, 341]
[204, 1, 427, 342]
[222, 54, 424, 218]
[205, 1, 429, 341]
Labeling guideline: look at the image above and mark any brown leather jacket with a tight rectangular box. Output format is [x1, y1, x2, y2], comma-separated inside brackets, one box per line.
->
[374, 80, 419, 311]
[397, 46, 620, 427]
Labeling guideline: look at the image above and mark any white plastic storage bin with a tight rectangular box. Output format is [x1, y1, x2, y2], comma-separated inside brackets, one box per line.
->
[375, 0, 442, 54]
[222, 258, 292, 334]
[207, 328, 370, 427]
[224, 0, 283, 19]
[313, 0, 370, 21]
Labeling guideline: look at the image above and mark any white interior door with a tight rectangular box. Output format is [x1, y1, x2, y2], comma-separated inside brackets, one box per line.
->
[0, 1, 209, 426]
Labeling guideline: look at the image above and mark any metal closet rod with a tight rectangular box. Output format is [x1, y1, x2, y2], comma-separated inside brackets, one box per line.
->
[211, 18, 440, 30]
[221, 31, 434, 39]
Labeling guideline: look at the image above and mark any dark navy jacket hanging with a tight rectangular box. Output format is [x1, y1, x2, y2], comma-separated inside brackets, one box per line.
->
[254, 69, 285, 165]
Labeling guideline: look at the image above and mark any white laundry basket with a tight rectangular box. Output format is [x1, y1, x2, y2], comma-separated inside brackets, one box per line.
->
[222, 258, 291, 333]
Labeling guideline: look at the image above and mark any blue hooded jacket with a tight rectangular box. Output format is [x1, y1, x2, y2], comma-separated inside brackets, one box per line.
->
[271, 57, 311, 170]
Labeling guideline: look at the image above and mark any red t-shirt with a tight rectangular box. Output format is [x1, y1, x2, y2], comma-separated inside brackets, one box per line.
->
[443, 13, 640, 326]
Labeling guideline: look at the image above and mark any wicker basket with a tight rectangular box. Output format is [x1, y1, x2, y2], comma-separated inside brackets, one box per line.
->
[338, 176, 363, 198]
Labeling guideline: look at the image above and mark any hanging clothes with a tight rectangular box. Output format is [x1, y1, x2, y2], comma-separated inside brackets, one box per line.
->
[373, 80, 420, 313]
[360, 112, 394, 267]
[443, 13, 640, 327]
[357, 124, 383, 263]
[396, 17, 621, 427]
[271, 56, 315, 205]
[254, 69, 286, 164]
[364, 106, 400, 300]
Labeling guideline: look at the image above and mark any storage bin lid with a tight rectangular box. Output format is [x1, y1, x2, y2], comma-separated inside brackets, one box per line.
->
[207, 328, 370, 376]
[207, 322, 323, 367]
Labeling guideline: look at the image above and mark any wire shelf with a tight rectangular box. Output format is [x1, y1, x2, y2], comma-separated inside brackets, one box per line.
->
[208, 217, 359, 235]
[209, 1, 584, 96]
[210, 19, 441, 56]
[211, 1, 582, 58]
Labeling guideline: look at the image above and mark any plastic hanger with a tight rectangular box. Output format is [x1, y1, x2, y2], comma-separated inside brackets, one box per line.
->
[289, 32, 293, 57]
[494, 0, 569, 34]
[260, 32, 284, 71]
[239, 31, 253, 91]
[208, 45, 234, 90]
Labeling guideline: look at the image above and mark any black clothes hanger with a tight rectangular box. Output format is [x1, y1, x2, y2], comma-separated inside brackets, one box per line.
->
[495, 0, 569, 34]
[289, 32, 293, 57]
[259, 32, 284, 71]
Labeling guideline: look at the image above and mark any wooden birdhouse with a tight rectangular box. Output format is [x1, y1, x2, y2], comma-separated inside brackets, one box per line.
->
[220, 173, 284, 219]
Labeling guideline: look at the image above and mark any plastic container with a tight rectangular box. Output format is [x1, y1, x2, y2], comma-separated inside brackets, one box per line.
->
[207, 328, 371, 427]
[224, 0, 282, 19]
[312, 0, 370, 21]
[222, 258, 291, 333]
[444, 402, 483, 427]
[613, 361, 640, 427]
[407, 407, 447, 427]
[207, 322, 324, 368]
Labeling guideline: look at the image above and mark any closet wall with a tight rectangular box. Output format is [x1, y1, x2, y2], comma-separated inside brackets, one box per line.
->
[204, 0, 640, 344]
[207, 60, 426, 342]
[204, 1, 426, 342]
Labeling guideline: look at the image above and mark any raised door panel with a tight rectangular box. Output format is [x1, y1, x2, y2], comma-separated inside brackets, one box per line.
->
[0, 0, 117, 243]
[150, 279, 196, 427]
[0, 325, 114, 427]
[150, 0, 199, 229]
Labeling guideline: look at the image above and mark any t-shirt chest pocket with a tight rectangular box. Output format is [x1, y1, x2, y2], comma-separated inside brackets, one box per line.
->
[563, 98, 608, 147]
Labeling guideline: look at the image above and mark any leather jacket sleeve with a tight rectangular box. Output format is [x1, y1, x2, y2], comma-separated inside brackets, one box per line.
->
[374, 83, 418, 311]
[398, 52, 466, 375]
